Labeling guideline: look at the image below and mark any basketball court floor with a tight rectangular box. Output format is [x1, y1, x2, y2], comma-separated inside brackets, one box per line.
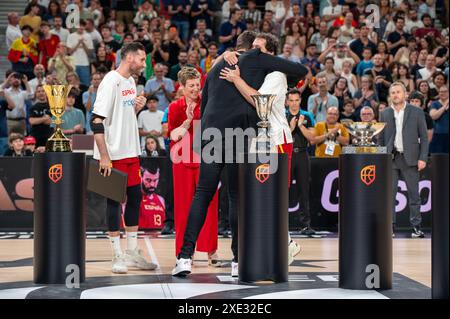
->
[0, 232, 431, 299]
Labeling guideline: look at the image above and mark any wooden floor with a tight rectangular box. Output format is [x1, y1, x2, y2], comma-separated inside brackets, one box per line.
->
[0, 237, 432, 287]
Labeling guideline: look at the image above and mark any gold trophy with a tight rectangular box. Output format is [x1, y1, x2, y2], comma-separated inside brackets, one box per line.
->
[342, 121, 387, 154]
[43, 85, 72, 152]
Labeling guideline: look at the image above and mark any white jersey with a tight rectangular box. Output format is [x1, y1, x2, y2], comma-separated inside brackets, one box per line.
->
[92, 70, 141, 160]
[258, 71, 292, 146]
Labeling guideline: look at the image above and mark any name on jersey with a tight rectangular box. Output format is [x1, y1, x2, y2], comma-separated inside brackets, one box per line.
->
[121, 88, 135, 96]
[143, 204, 164, 212]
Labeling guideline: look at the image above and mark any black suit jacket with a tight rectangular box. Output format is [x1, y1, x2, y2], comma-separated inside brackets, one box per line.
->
[378, 103, 429, 166]
[200, 49, 308, 142]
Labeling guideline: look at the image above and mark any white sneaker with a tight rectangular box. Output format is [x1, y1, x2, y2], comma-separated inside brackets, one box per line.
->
[288, 240, 301, 265]
[124, 248, 157, 270]
[231, 262, 238, 277]
[111, 255, 128, 274]
[172, 258, 192, 277]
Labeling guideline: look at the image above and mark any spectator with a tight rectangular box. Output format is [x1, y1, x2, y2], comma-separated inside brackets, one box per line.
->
[398, 63, 415, 93]
[405, 7, 424, 34]
[1, 72, 32, 135]
[429, 85, 449, 153]
[222, 0, 241, 23]
[38, 21, 60, 71]
[83, 72, 102, 134]
[85, 18, 103, 47]
[283, 21, 306, 58]
[340, 98, 356, 122]
[50, 16, 69, 44]
[365, 54, 393, 103]
[353, 75, 378, 121]
[331, 77, 352, 112]
[144, 63, 175, 111]
[167, 0, 191, 42]
[191, 19, 213, 48]
[417, 79, 432, 107]
[23, 135, 38, 153]
[73, 0, 94, 23]
[19, 2, 41, 42]
[218, 8, 245, 54]
[138, 95, 165, 150]
[91, 45, 114, 74]
[323, 0, 342, 27]
[284, 2, 302, 32]
[8, 25, 39, 80]
[3, 133, 33, 156]
[28, 64, 47, 94]
[191, 0, 214, 29]
[349, 23, 377, 60]
[351, 0, 367, 22]
[166, 25, 187, 66]
[65, 72, 88, 114]
[417, 54, 441, 87]
[340, 60, 358, 97]
[6, 12, 22, 49]
[48, 43, 75, 84]
[387, 15, 411, 56]
[316, 57, 338, 89]
[338, 12, 356, 43]
[394, 37, 418, 68]
[134, 0, 158, 25]
[414, 13, 442, 43]
[101, 25, 121, 53]
[411, 49, 429, 80]
[116, 33, 134, 68]
[200, 42, 219, 73]
[0, 87, 16, 154]
[409, 91, 434, 142]
[278, 43, 300, 63]
[429, 72, 447, 100]
[43, 0, 65, 25]
[169, 50, 189, 81]
[307, 74, 339, 122]
[318, 41, 360, 75]
[313, 106, 349, 158]
[301, 43, 321, 75]
[66, 20, 94, 87]
[360, 106, 376, 123]
[142, 134, 167, 157]
[87, 0, 103, 27]
[309, 21, 328, 53]
[28, 84, 52, 147]
[243, 0, 262, 26]
[51, 88, 85, 138]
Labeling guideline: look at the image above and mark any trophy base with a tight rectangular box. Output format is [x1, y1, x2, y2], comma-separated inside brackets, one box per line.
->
[250, 136, 278, 154]
[342, 146, 387, 154]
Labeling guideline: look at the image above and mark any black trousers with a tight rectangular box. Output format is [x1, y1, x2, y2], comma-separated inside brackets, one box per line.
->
[178, 160, 239, 261]
[218, 166, 230, 231]
[290, 149, 311, 228]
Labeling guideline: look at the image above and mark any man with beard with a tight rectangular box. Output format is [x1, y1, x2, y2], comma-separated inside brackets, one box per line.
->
[139, 166, 166, 229]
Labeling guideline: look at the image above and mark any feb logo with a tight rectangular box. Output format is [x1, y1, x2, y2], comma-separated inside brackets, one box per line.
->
[360, 165, 376, 186]
[255, 164, 270, 184]
[48, 164, 63, 183]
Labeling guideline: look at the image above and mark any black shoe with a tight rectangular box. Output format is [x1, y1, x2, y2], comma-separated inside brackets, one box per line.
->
[218, 228, 230, 237]
[161, 224, 174, 235]
[300, 226, 316, 236]
[411, 227, 425, 238]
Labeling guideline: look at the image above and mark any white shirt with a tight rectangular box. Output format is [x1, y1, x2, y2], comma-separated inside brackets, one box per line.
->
[5, 87, 33, 119]
[92, 71, 141, 160]
[51, 27, 70, 44]
[137, 109, 165, 150]
[258, 71, 292, 146]
[222, 1, 241, 22]
[87, 29, 103, 47]
[323, 4, 342, 26]
[28, 77, 47, 94]
[66, 31, 94, 66]
[392, 102, 406, 152]
[6, 24, 22, 49]
[405, 19, 424, 34]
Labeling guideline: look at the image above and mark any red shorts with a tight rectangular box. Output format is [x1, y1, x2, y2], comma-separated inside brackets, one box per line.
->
[277, 142, 293, 187]
[111, 157, 141, 187]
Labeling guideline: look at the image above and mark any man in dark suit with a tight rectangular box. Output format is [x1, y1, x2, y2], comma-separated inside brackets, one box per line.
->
[379, 81, 429, 238]
[172, 31, 309, 277]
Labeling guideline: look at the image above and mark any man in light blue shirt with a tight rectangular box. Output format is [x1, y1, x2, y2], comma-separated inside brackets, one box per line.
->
[307, 74, 339, 122]
[144, 63, 175, 111]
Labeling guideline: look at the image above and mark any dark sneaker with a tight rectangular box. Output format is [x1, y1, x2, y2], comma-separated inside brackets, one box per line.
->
[161, 224, 174, 235]
[300, 226, 316, 236]
[411, 227, 425, 238]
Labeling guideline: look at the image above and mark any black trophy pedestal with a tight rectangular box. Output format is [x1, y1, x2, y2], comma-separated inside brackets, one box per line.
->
[238, 153, 289, 283]
[431, 154, 449, 299]
[339, 153, 393, 290]
[33, 152, 86, 284]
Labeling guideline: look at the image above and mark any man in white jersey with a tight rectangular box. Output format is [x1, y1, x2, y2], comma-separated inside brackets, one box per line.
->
[91, 42, 157, 273]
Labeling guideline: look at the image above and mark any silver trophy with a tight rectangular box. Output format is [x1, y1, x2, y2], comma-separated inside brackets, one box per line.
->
[341, 121, 387, 154]
[250, 94, 278, 153]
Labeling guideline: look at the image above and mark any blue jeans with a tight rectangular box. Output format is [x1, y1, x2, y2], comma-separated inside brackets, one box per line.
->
[172, 20, 190, 42]
[76, 65, 91, 87]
